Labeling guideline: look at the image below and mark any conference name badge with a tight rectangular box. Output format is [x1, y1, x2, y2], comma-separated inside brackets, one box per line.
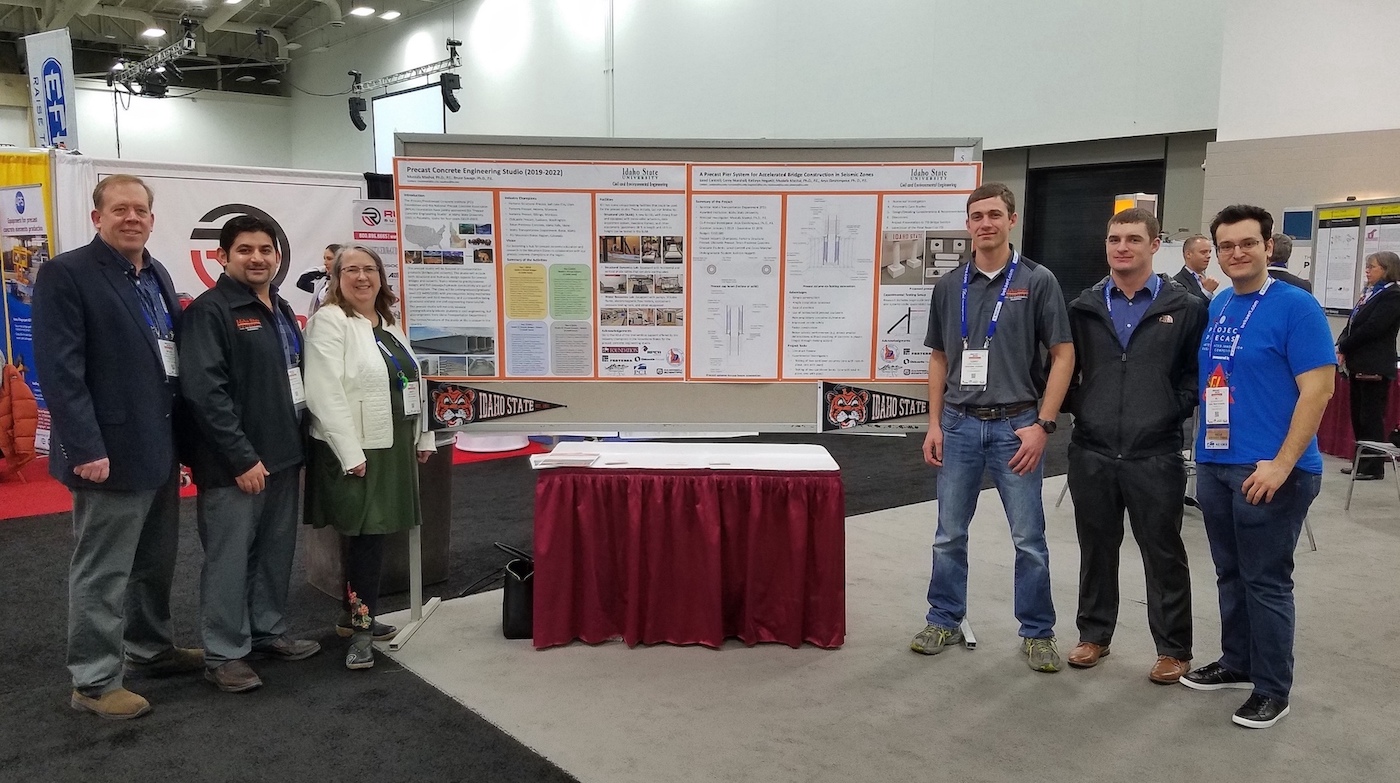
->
[158, 339, 180, 377]
[1204, 386, 1230, 425]
[288, 367, 306, 407]
[402, 381, 422, 417]
[960, 349, 989, 387]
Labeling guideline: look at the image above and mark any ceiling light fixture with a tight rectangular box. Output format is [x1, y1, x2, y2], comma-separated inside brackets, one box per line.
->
[236, 74, 256, 82]
[379, 10, 401, 19]
[262, 77, 281, 85]
[142, 26, 165, 38]
[349, 6, 376, 16]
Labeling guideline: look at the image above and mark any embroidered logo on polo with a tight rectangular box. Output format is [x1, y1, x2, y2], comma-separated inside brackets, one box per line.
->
[1006, 288, 1030, 301]
[819, 382, 929, 432]
[426, 382, 564, 430]
[235, 317, 262, 331]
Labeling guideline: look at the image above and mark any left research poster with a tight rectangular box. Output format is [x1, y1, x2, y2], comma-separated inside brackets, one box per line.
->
[397, 187, 500, 379]
[396, 159, 687, 381]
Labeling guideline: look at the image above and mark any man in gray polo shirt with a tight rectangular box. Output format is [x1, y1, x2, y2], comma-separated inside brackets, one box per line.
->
[912, 182, 1074, 672]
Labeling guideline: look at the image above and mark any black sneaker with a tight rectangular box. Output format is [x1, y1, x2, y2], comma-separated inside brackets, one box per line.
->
[1232, 694, 1290, 728]
[1180, 661, 1252, 691]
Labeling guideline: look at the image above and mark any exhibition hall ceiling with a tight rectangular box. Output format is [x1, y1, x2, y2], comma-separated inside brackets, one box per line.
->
[0, 0, 428, 81]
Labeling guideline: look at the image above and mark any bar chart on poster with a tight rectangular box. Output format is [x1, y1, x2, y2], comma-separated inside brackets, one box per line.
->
[390, 135, 981, 431]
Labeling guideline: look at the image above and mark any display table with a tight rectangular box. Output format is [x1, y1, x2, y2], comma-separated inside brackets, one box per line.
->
[532, 442, 846, 650]
[1316, 373, 1400, 458]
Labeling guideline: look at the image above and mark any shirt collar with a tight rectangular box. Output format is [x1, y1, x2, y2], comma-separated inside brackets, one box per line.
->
[1108, 274, 1162, 300]
[97, 235, 153, 275]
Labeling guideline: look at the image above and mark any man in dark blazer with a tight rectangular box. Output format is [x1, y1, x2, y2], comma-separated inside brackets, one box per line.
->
[1172, 234, 1217, 303]
[1267, 234, 1313, 292]
[33, 174, 202, 721]
[1337, 251, 1400, 478]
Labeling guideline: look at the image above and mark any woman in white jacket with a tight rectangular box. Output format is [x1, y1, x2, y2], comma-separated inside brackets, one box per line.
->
[303, 245, 435, 670]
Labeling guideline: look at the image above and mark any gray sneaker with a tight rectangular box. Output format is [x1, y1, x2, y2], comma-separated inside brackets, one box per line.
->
[1023, 636, 1062, 673]
[910, 623, 964, 655]
[345, 633, 375, 671]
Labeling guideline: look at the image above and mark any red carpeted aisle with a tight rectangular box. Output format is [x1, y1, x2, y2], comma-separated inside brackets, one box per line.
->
[0, 442, 549, 522]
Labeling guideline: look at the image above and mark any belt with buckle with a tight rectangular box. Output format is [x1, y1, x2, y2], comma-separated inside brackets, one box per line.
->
[952, 401, 1037, 420]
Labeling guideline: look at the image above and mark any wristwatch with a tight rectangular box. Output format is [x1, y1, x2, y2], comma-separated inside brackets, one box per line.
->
[1036, 418, 1057, 434]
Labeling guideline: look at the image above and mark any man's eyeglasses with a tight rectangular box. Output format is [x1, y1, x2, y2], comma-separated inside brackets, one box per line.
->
[1215, 238, 1262, 254]
[340, 265, 378, 277]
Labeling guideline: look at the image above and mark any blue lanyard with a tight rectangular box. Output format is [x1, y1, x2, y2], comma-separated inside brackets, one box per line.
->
[376, 333, 411, 389]
[129, 270, 173, 341]
[271, 305, 301, 367]
[1205, 277, 1273, 371]
[1104, 273, 1163, 319]
[961, 252, 1020, 349]
[1353, 282, 1395, 318]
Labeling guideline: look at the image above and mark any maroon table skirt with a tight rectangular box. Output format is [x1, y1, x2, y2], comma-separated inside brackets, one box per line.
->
[1316, 372, 1400, 458]
[532, 467, 846, 650]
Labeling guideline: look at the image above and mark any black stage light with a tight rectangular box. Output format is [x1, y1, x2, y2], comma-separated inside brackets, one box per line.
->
[440, 72, 461, 112]
[349, 96, 367, 131]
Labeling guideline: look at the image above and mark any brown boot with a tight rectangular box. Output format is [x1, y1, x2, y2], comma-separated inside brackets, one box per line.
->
[204, 660, 263, 693]
[70, 688, 152, 720]
[1067, 642, 1110, 668]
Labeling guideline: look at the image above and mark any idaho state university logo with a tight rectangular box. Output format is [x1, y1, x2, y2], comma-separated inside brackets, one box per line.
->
[432, 385, 476, 427]
[825, 387, 870, 429]
[426, 382, 564, 430]
[819, 382, 930, 432]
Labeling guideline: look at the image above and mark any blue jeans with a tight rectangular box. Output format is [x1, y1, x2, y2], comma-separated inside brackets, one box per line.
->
[1196, 462, 1321, 702]
[926, 405, 1055, 639]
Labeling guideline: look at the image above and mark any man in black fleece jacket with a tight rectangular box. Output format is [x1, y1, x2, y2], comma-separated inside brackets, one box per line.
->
[178, 215, 321, 694]
[1063, 208, 1208, 685]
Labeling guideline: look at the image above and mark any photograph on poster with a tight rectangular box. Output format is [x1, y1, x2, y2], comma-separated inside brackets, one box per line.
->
[442, 251, 465, 265]
[411, 326, 496, 356]
[880, 232, 927, 287]
[599, 235, 643, 263]
[468, 357, 496, 376]
[626, 275, 654, 294]
[639, 236, 663, 261]
[662, 236, 684, 262]
[599, 274, 626, 294]
[657, 308, 684, 326]
[473, 248, 493, 263]
[657, 276, 683, 294]
[924, 232, 970, 282]
[600, 308, 627, 325]
[405, 250, 424, 264]
[2, 235, 48, 304]
[627, 308, 657, 326]
[458, 222, 493, 235]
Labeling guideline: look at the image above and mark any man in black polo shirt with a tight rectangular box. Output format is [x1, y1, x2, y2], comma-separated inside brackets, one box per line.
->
[912, 182, 1074, 672]
[1064, 208, 1207, 684]
[179, 215, 320, 693]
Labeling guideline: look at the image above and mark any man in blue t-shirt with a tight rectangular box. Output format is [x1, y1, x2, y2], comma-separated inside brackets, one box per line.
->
[1180, 204, 1335, 730]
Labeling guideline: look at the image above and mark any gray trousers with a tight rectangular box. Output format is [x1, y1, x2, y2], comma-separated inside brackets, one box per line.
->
[196, 467, 300, 666]
[68, 470, 182, 696]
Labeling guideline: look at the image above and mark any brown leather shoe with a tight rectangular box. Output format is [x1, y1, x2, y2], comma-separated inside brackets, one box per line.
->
[1067, 642, 1109, 668]
[70, 688, 152, 720]
[204, 660, 263, 693]
[125, 647, 205, 678]
[1149, 655, 1190, 684]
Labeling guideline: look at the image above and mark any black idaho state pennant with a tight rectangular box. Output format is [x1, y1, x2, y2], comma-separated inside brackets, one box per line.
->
[426, 382, 564, 431]
[819, 382, 929, 432]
